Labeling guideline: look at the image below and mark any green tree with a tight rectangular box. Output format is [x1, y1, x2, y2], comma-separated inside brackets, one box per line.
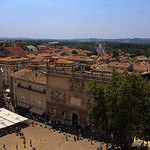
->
[106, 71, 150, 145]
[86, 80, 107, 127]
[4, 42, 12, 47]
[85, 66, 91, 71]
[112, 50, 119, 58]
[87, 71, 150, 147]
[75, 65, 81, 71]
[71, 50, 78, 55]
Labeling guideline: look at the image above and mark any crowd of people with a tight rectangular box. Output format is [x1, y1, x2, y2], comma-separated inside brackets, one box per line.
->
[1, 100, 149, 150]
[2, 125, 35, 150]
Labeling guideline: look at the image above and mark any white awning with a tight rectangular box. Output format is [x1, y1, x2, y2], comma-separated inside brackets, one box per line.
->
[29, 107, 45, 115]
[0, 108, 28, 129]
[5, 89, 10, 93]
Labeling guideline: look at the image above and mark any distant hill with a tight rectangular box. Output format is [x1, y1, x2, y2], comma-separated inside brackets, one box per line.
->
[64, 38, 150, 44]
[0, 37, 150, 44]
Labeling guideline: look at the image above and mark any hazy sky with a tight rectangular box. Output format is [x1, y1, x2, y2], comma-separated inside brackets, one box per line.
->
[0, 0, 150, 39]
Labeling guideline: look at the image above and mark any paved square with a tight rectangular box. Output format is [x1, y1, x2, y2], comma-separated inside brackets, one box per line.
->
[0, 122, 103, 150]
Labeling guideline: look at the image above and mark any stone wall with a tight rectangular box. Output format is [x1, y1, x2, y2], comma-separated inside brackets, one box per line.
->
[46, 73, 107, 125]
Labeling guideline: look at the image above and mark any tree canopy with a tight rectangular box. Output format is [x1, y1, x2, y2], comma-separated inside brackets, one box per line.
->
[112, 50, 119, 58]
[55, 41, 150, 57]
[71, 50, 78, 55]
[87, 71, 150, 142]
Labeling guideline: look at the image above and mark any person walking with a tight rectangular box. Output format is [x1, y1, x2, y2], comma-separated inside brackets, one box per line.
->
[90, 136, 93, 144]
[3, 144, 5, 150]
[23, 140, 26, 148]
[74, 135, 76, 141]
[30, 139, 32, 147]
[16, 144, 18, 150]
[66, 134, 68, 141]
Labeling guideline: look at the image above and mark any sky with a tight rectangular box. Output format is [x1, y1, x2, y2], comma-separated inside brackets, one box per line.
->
[0, 0, 150, 39]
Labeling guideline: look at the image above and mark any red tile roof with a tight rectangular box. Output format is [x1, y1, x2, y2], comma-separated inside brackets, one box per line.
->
[0, 51, 4, 54]
[4, 47, 26, 54]
[0, 56, 30, 62]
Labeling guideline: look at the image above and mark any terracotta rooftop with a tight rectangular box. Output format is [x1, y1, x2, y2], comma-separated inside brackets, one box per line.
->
[56, 59, 74, 64]
[11, 69, 46, 85]
[108, 62, 131, 69]
[136, 56, 150, 61]
[31, 56, 46, 62]
[4, 47, 26, 54]
[53, 55, 95, 62]
[0, 56, 30, 62]
[26, 54, 37, 58]
[0, 64, 15, 67]
[0, 51, 4, 54]
[93, 67, 113, 73]
[133, 65, 150, 72]
[37, 45, 48, 48]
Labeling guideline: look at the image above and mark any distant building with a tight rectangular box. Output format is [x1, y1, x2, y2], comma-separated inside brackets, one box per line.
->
[133, 65, 150, 74]
[0, 47, 26, 57]
[108, 62, 133, 72]
[0, 68, 3, 94]
[0, 56, 30, 87]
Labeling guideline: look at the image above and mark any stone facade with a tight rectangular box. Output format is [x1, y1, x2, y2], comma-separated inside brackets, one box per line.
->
[10, 69, 46, 112]
[46, 72, 107, 125]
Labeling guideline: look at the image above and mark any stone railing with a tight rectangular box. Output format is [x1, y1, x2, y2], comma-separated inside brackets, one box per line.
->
[47, 68, 111, 82]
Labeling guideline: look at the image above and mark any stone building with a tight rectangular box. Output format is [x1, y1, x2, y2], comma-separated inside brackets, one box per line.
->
[0, 68, 3, 94]
[10, 69, 46, 116]
[10, 65, 109, 125]
[0, 56, 30, 87]
[46, 67, 108, 126]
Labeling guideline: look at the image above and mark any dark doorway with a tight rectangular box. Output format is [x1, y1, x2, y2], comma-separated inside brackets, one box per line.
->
[72, 113, 78, 126]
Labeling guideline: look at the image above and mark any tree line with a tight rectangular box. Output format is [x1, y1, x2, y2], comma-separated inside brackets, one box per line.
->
[54, 41, 150, 57]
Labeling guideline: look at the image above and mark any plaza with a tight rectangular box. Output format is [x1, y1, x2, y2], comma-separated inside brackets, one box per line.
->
[0, 121, 105, 150]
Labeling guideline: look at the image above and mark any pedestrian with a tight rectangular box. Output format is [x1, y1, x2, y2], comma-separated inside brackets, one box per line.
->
[23, 140, 26, 148]
[97, 145, 100, 150]
[140, 141, 144, 148]
[106, 143, 109, 150]
[79, 133, 82, 140]
[66, 134, 68, 141]
[19, 131, 21, 137]
[16, 144, 18, 150]
[3, 144, 5, 150]
[32, 147, 35, 150]
[90, 136, 93, 144]
[30, 139, 32, 147]
[45, 121, 47, 128]
[74, 135, 76, 141]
